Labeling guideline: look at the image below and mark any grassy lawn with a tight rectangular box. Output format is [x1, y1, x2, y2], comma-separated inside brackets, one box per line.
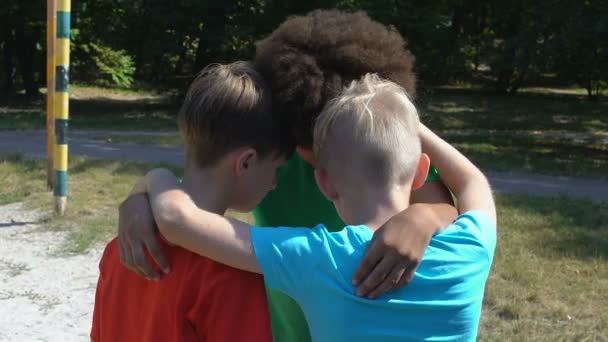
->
[420, 88, 607, 178]
[0, 85, 178, 131]
[94, 132, 182, 147]
[1, 154, 606, 339]
[0, 154, 180, 252]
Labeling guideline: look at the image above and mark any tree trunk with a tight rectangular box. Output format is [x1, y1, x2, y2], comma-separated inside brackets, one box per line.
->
[15, 17, 39, 97]
[2, 28, 16, 94]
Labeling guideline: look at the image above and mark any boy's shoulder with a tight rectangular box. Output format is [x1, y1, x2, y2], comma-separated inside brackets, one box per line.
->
[432, 210, 497, 258]
[99, 236, 261, 286]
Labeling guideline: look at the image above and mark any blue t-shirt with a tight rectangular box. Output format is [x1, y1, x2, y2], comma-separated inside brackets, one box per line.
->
[251, 210, 497, 342]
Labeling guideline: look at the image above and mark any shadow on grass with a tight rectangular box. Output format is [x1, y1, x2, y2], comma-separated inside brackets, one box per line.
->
[497, 194, 608, 260]
[0, 220, 40, 228]
[420, 88, 608, 133]
[68, 155, 182, 177]
[448, 134, 608, 178]
[0, 94, 179, 131]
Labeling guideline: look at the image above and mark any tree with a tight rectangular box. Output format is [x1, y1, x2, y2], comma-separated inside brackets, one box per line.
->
[554, 0, 607, 99]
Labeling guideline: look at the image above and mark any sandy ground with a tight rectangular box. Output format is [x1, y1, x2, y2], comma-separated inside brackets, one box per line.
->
[0, 202, 102, 342]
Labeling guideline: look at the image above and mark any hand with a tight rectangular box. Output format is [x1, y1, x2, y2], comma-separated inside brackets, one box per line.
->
[118, 193, 170, 280]
[352, 215, 432, 299]
[353, 203, 457, 299]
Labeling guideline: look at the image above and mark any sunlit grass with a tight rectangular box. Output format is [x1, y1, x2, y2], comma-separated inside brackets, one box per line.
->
[94, 133, 182, 147]
[0, 154, 179, 252]
[420, 89, 607, 177]
[479, 194, 608, 341]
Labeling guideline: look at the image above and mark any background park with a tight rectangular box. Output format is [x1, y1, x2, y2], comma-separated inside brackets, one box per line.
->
[0, 0, 606, 341]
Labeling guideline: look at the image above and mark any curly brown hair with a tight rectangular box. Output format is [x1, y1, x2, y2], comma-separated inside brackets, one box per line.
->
[254, 9, 416, 148]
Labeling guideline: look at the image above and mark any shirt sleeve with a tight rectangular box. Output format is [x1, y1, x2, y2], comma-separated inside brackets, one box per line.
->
[454, 210, 497, 261]
[251, 226, 326, 299]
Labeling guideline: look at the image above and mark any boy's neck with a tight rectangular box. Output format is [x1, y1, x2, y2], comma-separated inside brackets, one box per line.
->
[348, 187, 411, 231]
[181, 164, 232, 215]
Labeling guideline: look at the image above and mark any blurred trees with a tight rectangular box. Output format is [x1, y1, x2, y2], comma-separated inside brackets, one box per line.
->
[0, 0, 606, 98]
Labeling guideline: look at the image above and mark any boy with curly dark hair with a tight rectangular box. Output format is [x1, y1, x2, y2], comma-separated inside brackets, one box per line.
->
[251, 10, 455, 341]
[118, 10, 458, 342]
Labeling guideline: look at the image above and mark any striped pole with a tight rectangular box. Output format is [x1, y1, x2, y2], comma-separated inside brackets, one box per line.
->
[46, 0, 57, 190]
[54, 0, 70, 215]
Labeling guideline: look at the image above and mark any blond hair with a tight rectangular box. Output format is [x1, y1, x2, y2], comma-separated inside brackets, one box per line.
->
[179, 62, 293, 167]
[313, 74, 420, 189]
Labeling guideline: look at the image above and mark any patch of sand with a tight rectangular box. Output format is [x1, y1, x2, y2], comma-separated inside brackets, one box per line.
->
[0, 202, 102, 342]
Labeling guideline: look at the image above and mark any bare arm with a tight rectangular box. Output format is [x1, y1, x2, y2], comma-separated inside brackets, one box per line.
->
[354, 140, 459, 298]
[141, 169, 262, 273]
[419, 124, 496, 224]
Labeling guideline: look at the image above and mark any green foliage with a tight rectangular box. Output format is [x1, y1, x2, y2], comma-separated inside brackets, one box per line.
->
[77, 42, 135, 88]
[0, 0, 606, 96]
[552, 0, 608, 98]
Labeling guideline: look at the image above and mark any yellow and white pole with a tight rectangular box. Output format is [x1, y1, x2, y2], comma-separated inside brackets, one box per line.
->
[54, 0, 70, 215]
[46, 0, 56, 190]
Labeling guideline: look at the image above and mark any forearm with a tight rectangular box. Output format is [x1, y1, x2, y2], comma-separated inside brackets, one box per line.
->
[419, 124, 496, 223]
[143, 169, 261, 273]
[399, 202, 458, 235]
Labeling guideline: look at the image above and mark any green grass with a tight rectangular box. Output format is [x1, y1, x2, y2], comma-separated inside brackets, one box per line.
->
[479, 194, 608, 341]
[0, 109, 178, 131]
[0, 153, 181, 252]
[448, 133, 606, 178]
[0, 85, 178, 131]
[1, 154, 606, 340]
[420, 88, 607, 178]
[95, 133, 182, 147]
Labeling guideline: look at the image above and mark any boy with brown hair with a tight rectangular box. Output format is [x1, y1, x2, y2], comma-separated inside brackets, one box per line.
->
[129, 74, 497, 341]
[90, 62, 292, 341]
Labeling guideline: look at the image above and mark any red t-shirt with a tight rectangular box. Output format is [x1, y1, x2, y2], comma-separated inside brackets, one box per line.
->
[91, 237, 272, 342]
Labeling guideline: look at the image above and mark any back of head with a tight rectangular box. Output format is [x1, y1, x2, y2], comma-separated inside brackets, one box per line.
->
[179, 62, 293, 168]
[254, 9, 416, 149]
[314, 74, 420, 192]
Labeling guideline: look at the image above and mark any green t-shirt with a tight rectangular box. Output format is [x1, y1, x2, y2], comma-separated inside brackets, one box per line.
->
[253, 153, 441, 342]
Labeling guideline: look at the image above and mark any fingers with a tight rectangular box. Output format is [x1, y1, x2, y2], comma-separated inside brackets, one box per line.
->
[143, 235, 170, 274]
[117, 192, 169, 280]
[131, 241, 161, 280]
[365, 263, 406, 299]
[356, 256, 395, 297]
[119, 237, 137, 274]
[353, 240, 383, 286]
[395, 262, 419, 289]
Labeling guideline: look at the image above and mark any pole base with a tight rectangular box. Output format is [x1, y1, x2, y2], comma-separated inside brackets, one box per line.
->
[55, 196, 67, 216]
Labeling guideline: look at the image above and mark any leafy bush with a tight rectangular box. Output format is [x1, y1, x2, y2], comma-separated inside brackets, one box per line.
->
[72, 37, 135, 88]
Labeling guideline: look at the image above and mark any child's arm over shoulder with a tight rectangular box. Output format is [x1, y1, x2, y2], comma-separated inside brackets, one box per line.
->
[141, 168, 262, 273]
[139, 168, 323, 285]
[419, 124, 496, 226]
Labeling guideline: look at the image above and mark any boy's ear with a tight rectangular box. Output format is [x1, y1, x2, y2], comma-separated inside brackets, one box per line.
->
[314, 168, 339, 201]
[235, 148, 257, 176]
[411, 153, 431, 191]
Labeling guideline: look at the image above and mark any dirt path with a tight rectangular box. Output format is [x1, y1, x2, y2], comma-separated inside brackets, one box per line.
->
[1, 130, 607, 202]
[0, 202, 102, 341]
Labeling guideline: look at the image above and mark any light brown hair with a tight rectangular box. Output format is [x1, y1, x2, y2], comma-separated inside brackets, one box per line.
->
[179, 62, 293, 167]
